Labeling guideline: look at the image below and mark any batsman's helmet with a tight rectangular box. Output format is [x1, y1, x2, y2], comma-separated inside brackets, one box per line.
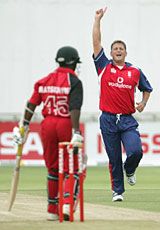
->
[55, 46, 81, 65]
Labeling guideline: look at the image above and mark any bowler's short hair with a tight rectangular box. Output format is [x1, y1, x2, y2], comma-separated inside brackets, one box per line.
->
[111, 40, 127, 50]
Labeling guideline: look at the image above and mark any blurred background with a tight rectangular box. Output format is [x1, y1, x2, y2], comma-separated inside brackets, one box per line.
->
[0, 0, 160, 166]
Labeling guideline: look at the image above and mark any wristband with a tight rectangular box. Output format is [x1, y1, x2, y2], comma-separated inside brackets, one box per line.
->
[72, 129, 81, 135]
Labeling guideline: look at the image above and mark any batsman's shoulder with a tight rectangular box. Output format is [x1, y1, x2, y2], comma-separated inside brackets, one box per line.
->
[35, 72, 53, 85]
[69, 73, 82, 85]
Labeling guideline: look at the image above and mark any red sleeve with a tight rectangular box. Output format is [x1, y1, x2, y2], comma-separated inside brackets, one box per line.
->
[28, 82, 42, 106]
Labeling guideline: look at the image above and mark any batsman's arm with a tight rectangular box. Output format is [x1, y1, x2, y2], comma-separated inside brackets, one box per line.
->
[8, 103, 37, 211]
[21, 101, 37, 126]
[69, 76, 83, 133]
[70, 109, 81, 132]
[69, 76, 83, 144]
[70, 109, 83, 145]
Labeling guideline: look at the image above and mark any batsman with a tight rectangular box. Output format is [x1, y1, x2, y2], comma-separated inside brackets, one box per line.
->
[13, 46, 85, 221]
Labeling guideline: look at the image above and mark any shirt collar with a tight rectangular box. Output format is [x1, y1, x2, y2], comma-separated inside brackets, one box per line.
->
[56, 67, 77, 76]
[110, 60, 127, 70]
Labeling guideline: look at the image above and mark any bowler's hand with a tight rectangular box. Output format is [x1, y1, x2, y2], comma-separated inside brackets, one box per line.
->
[136, 101, 146, 113]
[95, 7, 107, 20]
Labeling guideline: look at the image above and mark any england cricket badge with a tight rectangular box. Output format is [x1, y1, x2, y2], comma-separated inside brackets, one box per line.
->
[128, 71, 131, 78]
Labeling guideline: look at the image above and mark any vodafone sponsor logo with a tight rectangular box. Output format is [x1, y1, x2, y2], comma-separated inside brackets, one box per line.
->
[108, 77, 132, 89]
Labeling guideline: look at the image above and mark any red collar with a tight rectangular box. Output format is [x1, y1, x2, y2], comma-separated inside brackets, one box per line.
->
[56, 67, 77, 76]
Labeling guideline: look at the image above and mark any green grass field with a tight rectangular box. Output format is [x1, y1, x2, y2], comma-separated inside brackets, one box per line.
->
[0, 166, 160, 230]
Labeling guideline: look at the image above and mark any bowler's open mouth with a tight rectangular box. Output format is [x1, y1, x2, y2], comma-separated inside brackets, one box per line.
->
[116, 54, 122, 57]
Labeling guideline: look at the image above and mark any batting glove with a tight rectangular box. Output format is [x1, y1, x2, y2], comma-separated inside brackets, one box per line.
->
[13, 125, 29, 145]
[70, 130, 83, 145]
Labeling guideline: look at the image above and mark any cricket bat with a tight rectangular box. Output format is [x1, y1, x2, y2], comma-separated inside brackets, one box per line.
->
[8, 127, 25, 211]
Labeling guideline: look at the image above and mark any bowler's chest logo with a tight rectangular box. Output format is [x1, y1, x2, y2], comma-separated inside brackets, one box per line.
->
[117, 77, 124, 84]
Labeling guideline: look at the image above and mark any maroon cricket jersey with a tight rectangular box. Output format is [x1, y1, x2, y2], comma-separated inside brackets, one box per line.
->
[93, 48, 153, 114]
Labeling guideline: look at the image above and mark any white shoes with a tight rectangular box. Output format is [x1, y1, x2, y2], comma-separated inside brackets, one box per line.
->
[126, 173, 136, 186]
[112, 192, 123, 202]
[47, 204, 75, 221]
[63, 204, 70, 221]
[112, 169, 136, 202]
[47, 213, 59, 221]
[124, 165, 136, 186]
